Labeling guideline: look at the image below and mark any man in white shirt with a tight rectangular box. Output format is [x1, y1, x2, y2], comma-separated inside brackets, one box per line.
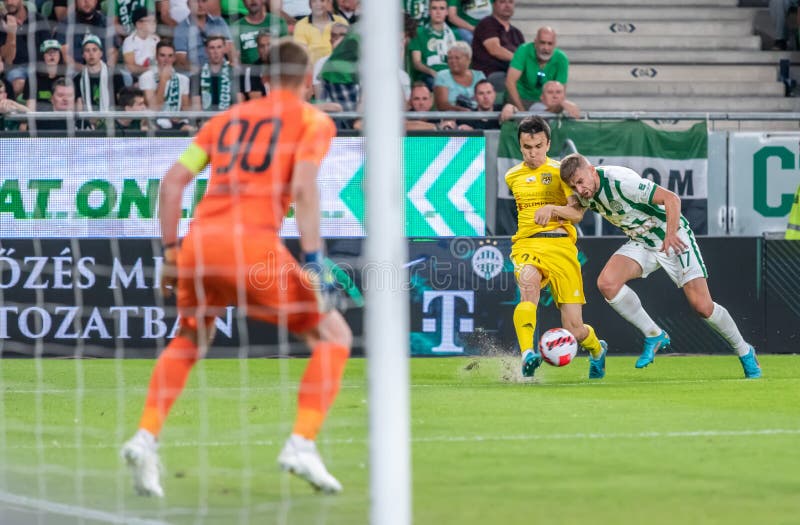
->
[122, 8, 160, 78]
[559, 154, 762, 379]
[138, 39, 192, 130]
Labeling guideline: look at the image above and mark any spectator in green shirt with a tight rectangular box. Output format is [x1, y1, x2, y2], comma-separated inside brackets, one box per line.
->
[112, 0, 155, 37]
[505, 25, 568, 111]
[408, 0, 459, 87]
[319, 23, 359, 128]
[231, 0, 288, 64]
[446, 0, 492, 44]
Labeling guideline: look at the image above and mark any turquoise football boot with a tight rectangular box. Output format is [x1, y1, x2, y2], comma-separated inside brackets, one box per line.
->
[588, 340, 608, 380]
[739, 346, 762, 379]
[521, 349, 542, 378]
[636, 331, 671, 369]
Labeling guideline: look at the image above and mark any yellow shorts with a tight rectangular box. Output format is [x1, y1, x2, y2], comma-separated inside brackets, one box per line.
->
[510, 237, 586, 307]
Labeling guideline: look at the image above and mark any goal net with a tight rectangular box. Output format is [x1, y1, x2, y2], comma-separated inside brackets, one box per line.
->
[0, 0, 408, 522]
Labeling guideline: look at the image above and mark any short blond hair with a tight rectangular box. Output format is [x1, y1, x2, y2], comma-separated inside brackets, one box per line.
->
[262, 38, 310, 86]
[559, 153, 591, 184]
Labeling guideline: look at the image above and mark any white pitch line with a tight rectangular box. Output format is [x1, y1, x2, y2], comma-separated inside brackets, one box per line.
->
[4, 428, 800, 451]
[3, 384, 364, 394]
[172, 428, 800, 448]
[411, 428, 800, 443]
[0, 490, 171, 525]
[8, 372, 796, 394]
[412, 376, 795, 388]
[5, 375, 774, 394]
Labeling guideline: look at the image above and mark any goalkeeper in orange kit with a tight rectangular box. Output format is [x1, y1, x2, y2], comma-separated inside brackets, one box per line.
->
[121, 40, 351, 496]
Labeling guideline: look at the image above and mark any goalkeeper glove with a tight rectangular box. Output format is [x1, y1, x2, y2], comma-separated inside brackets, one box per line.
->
[303, 250, 343, 312]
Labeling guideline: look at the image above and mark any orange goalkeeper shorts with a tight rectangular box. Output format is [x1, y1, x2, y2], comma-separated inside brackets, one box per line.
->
[175, 227, 322, 334]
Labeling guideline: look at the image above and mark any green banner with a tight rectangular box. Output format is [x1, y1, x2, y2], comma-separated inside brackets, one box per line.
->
[549, 120, 708, 160]
[0, 136, 485, 238]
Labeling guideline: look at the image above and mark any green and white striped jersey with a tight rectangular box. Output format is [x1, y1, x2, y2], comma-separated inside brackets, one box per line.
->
[577, 165, 690, 249]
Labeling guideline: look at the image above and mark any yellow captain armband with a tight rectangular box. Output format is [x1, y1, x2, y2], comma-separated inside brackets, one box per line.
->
[178, 143, 210, 175]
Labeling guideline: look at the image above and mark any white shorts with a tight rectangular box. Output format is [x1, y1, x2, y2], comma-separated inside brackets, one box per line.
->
[614, 228, 708, 288]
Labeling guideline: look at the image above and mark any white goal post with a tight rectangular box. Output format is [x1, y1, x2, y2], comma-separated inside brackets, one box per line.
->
[362, 1, 411, 525]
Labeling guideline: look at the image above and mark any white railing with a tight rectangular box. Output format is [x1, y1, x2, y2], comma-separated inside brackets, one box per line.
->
[6, 110, 800, 124]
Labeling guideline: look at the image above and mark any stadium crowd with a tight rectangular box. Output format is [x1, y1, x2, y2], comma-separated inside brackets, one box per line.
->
[0, 0, 581, 131]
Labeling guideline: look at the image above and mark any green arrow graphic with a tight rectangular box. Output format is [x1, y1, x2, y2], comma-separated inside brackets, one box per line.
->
[339, 162, 365, 225]
[334, 137, 485, 237]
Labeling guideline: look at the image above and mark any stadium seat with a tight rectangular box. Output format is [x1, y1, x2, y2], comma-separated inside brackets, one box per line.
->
[513, 1, 800, 116]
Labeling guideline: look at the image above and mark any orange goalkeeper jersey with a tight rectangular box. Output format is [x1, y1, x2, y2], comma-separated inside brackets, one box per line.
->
[185, 88, 336, 232]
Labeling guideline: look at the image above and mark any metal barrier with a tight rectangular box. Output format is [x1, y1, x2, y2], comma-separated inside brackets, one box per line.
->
[6, 110, 800, 124]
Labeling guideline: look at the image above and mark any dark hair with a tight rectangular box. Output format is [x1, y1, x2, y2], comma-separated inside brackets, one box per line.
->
[156, 39, 175, 52]
[517, 115, 550, 142]
[118, 86, 145, 108]
[404, 13, 417, 40]
[473, 78, 493, 94]
[204, 34, 226, 47]
[559, 153, 590, 183]
[262, 38, 309, 86]
[131, 6, 152, 24]
[53, 76, 73, 89]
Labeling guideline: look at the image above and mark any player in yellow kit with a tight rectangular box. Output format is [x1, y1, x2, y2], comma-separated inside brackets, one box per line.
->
[505, 116, 607, 379]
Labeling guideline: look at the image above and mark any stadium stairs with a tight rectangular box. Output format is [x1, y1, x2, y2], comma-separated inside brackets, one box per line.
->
[513, 0, 800, 129]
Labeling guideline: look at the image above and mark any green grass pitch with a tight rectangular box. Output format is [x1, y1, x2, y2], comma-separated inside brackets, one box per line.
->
[0, 355, 799, 524]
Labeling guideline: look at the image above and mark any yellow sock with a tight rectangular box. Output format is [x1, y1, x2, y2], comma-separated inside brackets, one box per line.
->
[513, 301, 537, 353]
[580, 324, 603, 359]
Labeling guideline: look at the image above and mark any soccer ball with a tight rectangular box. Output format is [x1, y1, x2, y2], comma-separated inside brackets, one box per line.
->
[539, 328, 578, 367]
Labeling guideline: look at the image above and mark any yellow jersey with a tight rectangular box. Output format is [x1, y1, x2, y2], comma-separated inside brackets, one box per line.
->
[504, 157, 577, 244]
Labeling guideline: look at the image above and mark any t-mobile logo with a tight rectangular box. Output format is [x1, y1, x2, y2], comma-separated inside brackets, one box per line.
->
[421, 291, 474, 353]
